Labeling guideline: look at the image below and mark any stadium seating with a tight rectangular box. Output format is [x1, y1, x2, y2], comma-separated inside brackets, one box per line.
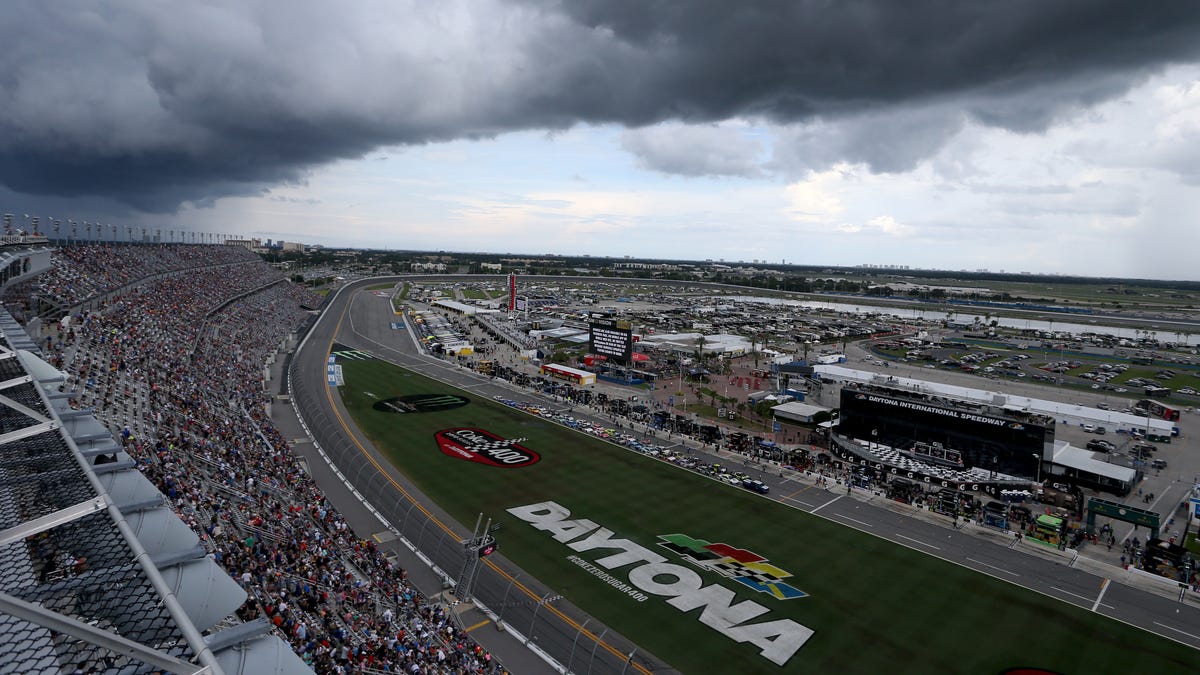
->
[37, 244, 498, 672]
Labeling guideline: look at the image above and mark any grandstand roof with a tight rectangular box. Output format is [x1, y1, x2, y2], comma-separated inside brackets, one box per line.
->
[0, 309, 306, 674]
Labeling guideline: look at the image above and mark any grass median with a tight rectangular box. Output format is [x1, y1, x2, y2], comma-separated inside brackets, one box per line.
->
[337, 357, 1198, 674]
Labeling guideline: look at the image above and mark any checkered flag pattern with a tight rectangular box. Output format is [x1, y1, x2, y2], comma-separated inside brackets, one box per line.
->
[464, 437, 526, 451]
[658, 533, 808, 600]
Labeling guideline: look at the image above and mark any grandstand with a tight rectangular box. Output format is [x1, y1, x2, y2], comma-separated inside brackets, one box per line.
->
[0, 239, 501, 673]
[3, 243, 263, 320]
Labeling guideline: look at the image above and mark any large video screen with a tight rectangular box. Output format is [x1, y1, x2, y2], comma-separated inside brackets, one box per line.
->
[589, 317, 632, 362]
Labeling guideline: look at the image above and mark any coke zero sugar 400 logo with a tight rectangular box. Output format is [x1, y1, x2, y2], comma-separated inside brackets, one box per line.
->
[435, 428, 540, 468]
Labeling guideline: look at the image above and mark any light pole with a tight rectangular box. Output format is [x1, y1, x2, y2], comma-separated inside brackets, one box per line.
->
[678, 357, 684, 413]
[1032, 452, 1041, 485]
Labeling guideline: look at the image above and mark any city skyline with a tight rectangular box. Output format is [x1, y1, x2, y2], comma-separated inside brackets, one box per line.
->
[3, 2, 1200, 279]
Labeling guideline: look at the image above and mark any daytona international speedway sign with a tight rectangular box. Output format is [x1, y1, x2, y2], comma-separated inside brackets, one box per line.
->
[507, 501, 814, 665]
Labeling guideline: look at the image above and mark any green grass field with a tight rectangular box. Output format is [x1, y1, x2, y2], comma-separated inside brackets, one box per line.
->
[338, 357, 1197, 674]
[1186, 532, 1200, 556]
[460, 287, 493, 300]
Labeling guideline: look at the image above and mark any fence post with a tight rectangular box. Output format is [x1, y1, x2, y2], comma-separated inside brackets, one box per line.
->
[587, 628, 608, 675]
[527, 592, 560, 644]
[400, 500, 419, 532]
[621, 649, 638, 674]
[434, 529, 449, 568]
[416, 517, 431, 550]
[496, 573, 520, 628]
[569, 618, 591, 672]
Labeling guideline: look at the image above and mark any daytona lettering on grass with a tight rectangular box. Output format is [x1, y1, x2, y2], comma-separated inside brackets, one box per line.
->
[507, 501, 814, 666]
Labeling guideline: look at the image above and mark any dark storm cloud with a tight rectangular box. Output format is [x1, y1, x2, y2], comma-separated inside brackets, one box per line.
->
[555, 1, 1200, 123]
[2, 0, 1199, 211]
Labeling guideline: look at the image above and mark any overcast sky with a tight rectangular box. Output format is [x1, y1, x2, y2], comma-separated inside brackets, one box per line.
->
[3, 1, 1200, 278]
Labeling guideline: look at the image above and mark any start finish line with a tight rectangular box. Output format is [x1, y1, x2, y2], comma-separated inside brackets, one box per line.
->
[507, 501, 814, 666]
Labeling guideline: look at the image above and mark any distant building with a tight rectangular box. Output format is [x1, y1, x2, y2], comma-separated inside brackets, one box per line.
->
[412, 262, 448, 272]
[225, 237, 260, 250]
[612, 262, 681, 271]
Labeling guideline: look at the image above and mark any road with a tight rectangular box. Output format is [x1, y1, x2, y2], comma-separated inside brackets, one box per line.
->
[289, 278, 1200, 674]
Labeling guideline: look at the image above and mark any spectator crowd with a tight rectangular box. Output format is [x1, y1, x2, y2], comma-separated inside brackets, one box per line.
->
[28, 244, 503, 674]
[5, 243, 259, 311]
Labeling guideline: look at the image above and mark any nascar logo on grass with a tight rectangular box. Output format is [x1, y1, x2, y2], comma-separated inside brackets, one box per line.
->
[657, 534, 807, 600]
[508, 501, 814, 666]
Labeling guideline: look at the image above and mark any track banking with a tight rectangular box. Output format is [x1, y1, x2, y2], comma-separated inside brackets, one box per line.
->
[507, 501, 814, 666]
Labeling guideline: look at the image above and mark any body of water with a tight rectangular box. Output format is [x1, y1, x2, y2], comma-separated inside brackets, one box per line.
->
[714, 296, 1199, 345]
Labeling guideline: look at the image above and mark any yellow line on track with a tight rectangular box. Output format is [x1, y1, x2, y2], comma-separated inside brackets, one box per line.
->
[464, 619, 492, 633]
[783, 484, 814, 501]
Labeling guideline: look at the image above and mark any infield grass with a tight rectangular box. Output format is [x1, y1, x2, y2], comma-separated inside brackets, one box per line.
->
[338, 358, 1197, 674]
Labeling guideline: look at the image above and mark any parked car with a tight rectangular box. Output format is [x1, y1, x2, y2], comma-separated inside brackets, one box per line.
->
[742, 480, 770, 494]
[1131, 442, 1158, 458]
